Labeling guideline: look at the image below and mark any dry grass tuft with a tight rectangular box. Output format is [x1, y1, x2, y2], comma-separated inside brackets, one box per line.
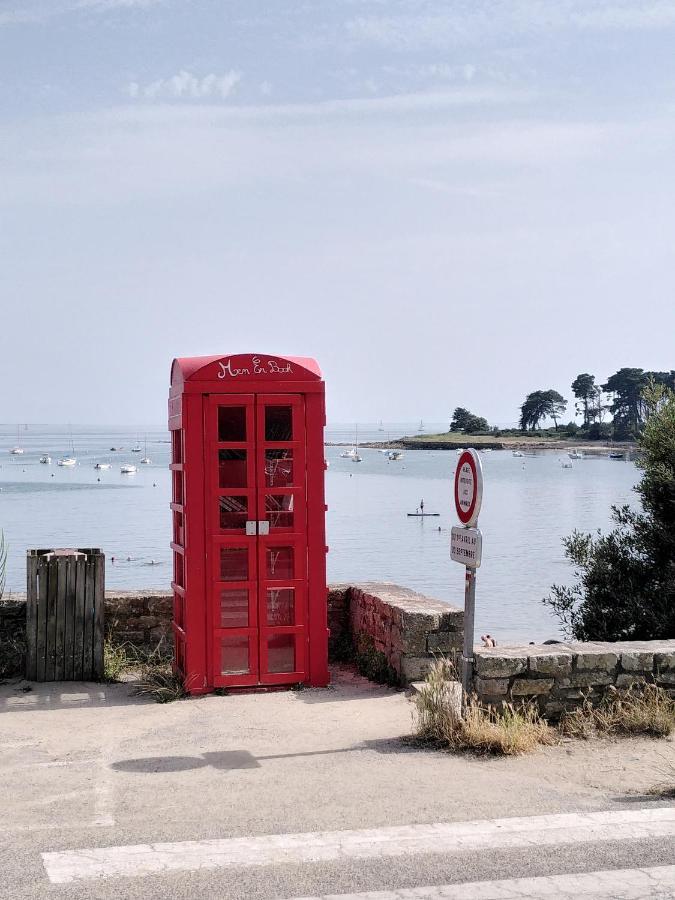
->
[414, 658, 555, 756]
[133, 663, 187, 704]
[560, 682, 675, 739]
[103, 634, 186, 702]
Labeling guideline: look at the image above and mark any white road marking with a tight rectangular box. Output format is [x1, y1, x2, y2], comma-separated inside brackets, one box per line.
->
[42, 807, 675, 884]
[287, 865, 675, 899]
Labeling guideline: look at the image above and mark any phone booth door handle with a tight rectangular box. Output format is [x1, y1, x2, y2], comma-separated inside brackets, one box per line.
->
[258, 521, 270, 535]
[245, 521, 257, 536]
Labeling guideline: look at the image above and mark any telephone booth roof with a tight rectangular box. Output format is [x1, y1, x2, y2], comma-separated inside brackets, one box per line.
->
[170, 353, 322, 395]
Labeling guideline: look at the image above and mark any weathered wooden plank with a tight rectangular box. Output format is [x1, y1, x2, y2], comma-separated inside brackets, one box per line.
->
[44, 558, 58, 681]
[35, 556, 49, 682]
[82, 559, 95, 680]
[73, 556, 86, 681]
[25, 552, 38, 681]
[54, 558, 67, 681]
[92, 552, 105, 680]
[63, 557, 76, 681]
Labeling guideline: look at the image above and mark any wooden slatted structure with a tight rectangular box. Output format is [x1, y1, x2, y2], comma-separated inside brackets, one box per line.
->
[25, 548, 105, 682]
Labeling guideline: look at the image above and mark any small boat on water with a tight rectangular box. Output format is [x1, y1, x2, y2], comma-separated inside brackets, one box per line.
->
[561, 461, 573, 469]
[57, 456, 76, 467]
[387, 450, 404, 461]
[568, 450, 584, 460]
[131, 444, 142, 453]
[39, 454, 51, 464]
[10, 425, 24, 454]
[608, 451, 625, 460]
[512, 450, 524, 458]
[418, 420, 425, 433]
[139, 437, 151, 464]
[340, 448, 358, 459]
[121, 464, 137, 474]
[94, 462, 112, 470]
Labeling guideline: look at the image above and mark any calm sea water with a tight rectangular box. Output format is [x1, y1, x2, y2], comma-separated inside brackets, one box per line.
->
[0, 424, 638, 642]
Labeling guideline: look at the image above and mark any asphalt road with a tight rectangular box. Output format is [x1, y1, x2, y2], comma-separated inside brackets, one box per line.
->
[1, 667, 674, 899]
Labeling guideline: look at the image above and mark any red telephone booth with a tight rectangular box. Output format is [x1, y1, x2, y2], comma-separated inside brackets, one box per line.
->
[168, 353, 328, 693]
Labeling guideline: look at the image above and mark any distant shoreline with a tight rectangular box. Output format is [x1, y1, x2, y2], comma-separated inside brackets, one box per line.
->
[327, 434, 638, 452]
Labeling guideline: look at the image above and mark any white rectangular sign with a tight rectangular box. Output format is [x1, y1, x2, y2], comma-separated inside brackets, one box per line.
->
[451, 526, 482, 568]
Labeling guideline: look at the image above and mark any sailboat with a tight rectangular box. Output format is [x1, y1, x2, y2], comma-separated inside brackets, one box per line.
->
[378, 420, 385, 432]
[140, 435, 151, 465]
[418, 419, 425, 433]
[339, 424, 361, 460]
[10, 424, 24, 454]
[57, 428, 77, 466]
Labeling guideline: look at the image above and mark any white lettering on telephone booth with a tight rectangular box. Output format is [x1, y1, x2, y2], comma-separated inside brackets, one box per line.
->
[218, 357, 294, 379]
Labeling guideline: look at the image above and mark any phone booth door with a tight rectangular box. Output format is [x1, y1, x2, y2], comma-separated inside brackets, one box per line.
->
[206, 394, 307, 687]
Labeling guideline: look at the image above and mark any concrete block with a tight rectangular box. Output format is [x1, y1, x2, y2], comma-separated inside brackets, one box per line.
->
[427, 632, 463, 654]
[438, 610, 463, 632]
[511, 678, 555, 696]
[620, 651, 654, 672]
[616, 673, 646, 688]
[528, 653, 573, 675]
[655, 672, 675, 685]
[574, 651, 618, 671]
[570, 672, 615, 688]
[655, 652, 675, 672]
[555, 689, 585, 700]
[400, 626, 430, 655]
[400, 656, 433, 684]
[475, 677, 509, 696]
[475, 654, 527, 678]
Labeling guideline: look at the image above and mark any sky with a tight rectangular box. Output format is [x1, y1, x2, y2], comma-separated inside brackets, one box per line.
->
[1, 0, 674, 427]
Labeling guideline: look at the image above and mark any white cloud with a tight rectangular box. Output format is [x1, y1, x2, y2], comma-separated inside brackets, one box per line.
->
[0, 0, 164, 26]
[345, 1, 675, 48]
[130, 70, 242, 101]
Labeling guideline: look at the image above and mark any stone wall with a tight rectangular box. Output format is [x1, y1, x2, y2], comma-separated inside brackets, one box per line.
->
[474, 640, 675, 719]
[104, 591, 174, 653]
[2, 585, 463, 685]
[349, 583, 464, 684]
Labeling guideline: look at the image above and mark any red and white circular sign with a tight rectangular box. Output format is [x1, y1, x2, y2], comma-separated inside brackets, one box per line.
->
[454, 449, 483, 526]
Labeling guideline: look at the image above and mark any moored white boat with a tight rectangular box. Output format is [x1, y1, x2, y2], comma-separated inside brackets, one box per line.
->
[10, 447, 24, 454]
[512, 450, 524, 458]
[39, 454, 51, 464]
[121, 464, 137, 474]
[140, 457, 151, 464]
[387, 450, 404, 460]
[57, 456, 76, 467]
[94, 462, 112, 470]
[568, 450, 584, 459]
[340, 448, 358, 459]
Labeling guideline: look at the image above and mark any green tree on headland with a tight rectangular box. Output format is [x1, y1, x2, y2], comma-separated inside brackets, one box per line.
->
[571, 373, 603, 427]
[544, 384, 675, 641]
[519, 390, 567, 431]
[450, 408, 489, 434]
[602, 368, 675, 438]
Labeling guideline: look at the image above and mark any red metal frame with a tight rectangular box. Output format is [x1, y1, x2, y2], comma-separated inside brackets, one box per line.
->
[168, 354, 328, 693]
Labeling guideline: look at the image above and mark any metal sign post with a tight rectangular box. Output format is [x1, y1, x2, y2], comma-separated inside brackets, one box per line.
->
[452, 449, 484, 705]
[462, 568, 477, 699]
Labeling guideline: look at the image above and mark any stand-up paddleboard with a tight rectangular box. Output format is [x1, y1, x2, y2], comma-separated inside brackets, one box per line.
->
[407, 512, 440, 517]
